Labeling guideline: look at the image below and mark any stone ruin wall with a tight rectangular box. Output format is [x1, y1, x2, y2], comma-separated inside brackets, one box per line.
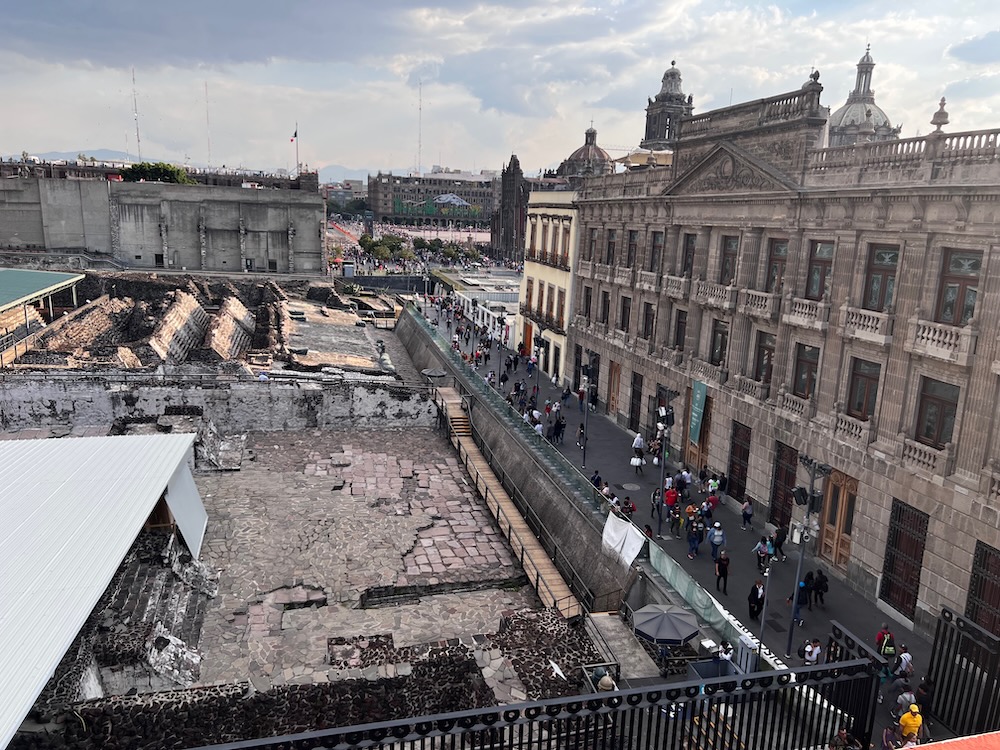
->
[147, 290, 211, 364]
[0, 379, 436, 434]
[204, 296, 256, 360]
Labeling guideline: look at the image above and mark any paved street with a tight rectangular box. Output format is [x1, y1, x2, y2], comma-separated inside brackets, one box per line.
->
[443, 317, 941, 737]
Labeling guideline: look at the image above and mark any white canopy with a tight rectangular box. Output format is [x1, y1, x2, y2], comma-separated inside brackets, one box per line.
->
[0, 433, 205, 747]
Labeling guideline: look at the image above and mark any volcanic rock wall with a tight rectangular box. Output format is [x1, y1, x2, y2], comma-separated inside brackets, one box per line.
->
[204, 296, 255, 360]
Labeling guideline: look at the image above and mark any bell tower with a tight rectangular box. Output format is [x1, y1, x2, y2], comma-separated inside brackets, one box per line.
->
[641, 61, 694, 151]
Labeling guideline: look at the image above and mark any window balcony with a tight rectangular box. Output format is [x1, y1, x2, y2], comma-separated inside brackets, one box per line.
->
[900, 436, 955, 476]
[903, 317, 977, 367]
[740, 289, 781, 322]
[613, 266, 634, 287]
[664, 274, 691, 301]
[593, 263, 614, 283]
[775, 386, 816, 420]
[840, 305, 894, 346]
[781, 296, 831, 332]
[694, 280, 738, 312]
[578, 259, 593, 276]
[689, 356, 728, 385]
[734, 374, 770, 402]
[833, 409, 875, 446]
[636, 270, 659, 293]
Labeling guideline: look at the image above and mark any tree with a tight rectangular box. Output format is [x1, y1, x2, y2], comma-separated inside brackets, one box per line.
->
[121, 161, 195, 184]
[371, 245, 391, 261]
[358, 234, 375, 251]
[412, 237, 429, 251]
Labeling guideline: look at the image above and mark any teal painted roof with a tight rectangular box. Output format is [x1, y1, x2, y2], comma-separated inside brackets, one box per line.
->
[0, 269, 85, 315]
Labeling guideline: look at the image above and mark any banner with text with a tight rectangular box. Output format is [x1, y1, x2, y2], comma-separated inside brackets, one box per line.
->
[689, 380, 707, 445]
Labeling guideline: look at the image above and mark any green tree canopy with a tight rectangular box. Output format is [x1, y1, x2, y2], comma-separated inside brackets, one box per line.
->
[121, 162, 195, 184]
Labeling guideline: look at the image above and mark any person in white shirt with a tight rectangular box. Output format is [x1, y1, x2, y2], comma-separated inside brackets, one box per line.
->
[804, 638, 822, 666]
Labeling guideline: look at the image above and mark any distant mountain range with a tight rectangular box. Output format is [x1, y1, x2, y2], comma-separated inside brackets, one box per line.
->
[4, 150, 409, 185]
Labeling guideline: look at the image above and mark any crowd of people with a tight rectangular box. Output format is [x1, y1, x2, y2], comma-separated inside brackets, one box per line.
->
[422, 301, 937, 747]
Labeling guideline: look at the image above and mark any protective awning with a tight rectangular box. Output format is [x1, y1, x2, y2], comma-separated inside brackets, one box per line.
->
[0, 433, 205, 747]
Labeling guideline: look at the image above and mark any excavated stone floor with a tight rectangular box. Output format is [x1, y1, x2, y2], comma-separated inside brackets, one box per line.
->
[194, 428, 531, 690]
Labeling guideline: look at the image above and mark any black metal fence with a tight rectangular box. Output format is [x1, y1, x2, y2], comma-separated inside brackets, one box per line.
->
[927, 607, 1000, 736]
[184, 659, 880, 750]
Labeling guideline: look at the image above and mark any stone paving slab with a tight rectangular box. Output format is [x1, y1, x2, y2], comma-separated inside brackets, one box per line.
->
[194, 428, 525, 686]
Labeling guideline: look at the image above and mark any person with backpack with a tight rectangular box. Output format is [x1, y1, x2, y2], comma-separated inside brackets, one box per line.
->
[877, 630, 898, 699]
[803, 638, 822, 666]
[788, 580, 809, 627]
[893, 644, 914, 680]
[892, 679, 916, 720]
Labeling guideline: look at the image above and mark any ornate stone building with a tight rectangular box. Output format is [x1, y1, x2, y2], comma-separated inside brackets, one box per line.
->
[490, 155, 530, 264]
[569, 71, 1000, 637]
[828, 46, 902, 147]
[641, 62, 695, 152]
[557, 127, 614, 181]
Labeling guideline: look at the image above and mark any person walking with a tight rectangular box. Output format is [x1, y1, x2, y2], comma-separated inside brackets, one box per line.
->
[789, 580, 809, 626]
[803, 571, 816, 611]
[753, 536, 771, 573]
[813, 569, 829, 606]
[669, 505, 682, 539]
[708, 522, 727, 561]
[715, 550, 730, 595]
[892, 644, 914, 680]
[686, 520, 701, 560]
[773, 524, 788, 561]
[741, 497, 754, 531]
[577, 423, 586, 448]
[748, 579, 765, 621]
[898, 704, 923, 743]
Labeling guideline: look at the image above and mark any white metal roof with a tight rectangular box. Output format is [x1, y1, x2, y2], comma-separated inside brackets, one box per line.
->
[0, 433, 202, 748]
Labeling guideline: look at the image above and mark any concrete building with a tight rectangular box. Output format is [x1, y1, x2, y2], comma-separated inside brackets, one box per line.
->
[367, 168, 498, 229]
[517, 189, 579, 383]
[0, 178, 325, 273]
[568, 67, 1000, 637]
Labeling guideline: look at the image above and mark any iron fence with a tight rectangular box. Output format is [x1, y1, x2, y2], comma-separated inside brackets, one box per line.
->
[182, 658, 880, 750]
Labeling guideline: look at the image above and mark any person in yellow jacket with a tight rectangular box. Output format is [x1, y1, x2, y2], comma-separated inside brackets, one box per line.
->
[898, 704, 923, 740]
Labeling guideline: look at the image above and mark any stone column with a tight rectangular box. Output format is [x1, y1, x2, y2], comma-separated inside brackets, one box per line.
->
[737, 227, 763, 288]
[287, 220, 296, 273]
[683, 226, 712, 358]
[664, 225, 681, 276]
[731, 228, 763, 377]
[238, 216, 247, 272]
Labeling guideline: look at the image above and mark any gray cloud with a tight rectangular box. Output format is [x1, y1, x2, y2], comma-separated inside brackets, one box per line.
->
[948, 30, 1000, 64]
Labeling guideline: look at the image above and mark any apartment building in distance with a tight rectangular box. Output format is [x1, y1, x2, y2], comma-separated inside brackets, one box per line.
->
[568, 55, 1000, 637]
[367, 168, 499, 229]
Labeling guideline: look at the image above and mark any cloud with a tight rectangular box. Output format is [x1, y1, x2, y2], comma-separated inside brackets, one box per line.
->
[948, 30, 1000, 64]
[3, 1, 1000, 175]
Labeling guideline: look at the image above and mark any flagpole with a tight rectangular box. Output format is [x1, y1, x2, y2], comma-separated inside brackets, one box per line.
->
[295, 122, 300, 176]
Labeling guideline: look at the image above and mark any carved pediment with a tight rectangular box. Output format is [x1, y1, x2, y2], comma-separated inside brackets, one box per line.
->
[665, 143, 799, 196]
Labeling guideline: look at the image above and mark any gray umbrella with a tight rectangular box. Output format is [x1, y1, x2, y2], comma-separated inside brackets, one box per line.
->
[421, 368, 448, 378]
[632, 604, 700, 645]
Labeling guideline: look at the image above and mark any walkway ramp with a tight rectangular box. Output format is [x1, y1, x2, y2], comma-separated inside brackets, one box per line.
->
[586, 611, 661, 680]
[436, 387, 583, 619]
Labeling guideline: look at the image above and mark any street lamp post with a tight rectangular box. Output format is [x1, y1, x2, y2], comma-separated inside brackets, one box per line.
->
[533, 331, 544, 397]
[784, 454, 832, 658]
[495, 316, 506, 390]
[654, 393, 678, 537]
[581, 352, 593, 469]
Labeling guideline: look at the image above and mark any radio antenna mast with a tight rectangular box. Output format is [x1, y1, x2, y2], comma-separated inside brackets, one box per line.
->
[205, 81, 212, 168]
[131, 67, 143, 161]
[418, 79, 422, 177]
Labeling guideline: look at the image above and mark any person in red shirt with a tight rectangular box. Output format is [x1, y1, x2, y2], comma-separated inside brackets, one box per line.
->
[665, 486, 680, 510]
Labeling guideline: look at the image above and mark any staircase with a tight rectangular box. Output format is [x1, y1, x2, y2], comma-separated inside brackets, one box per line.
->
[448, 412, 472, 445]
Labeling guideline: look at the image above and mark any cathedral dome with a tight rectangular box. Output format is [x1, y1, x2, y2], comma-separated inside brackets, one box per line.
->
[829, 100, 894, 131]
[557, 127, 613, 178]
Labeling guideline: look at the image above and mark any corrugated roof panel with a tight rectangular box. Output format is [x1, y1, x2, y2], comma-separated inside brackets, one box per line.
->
[0, 433, 199, 748]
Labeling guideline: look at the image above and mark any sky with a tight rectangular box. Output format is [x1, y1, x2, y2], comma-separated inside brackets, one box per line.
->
[2, 1, 999, 181]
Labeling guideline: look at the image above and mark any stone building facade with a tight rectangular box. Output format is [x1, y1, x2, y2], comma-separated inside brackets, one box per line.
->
[367, 169, 498, 229]
[490, 155, 530, 264]
[567, 76, 1000, 637]
[0, 179, 324, 273]
[517, 190, 579, 381]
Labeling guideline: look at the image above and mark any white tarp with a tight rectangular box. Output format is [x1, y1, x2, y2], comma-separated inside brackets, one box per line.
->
[601, 512, 646, 567]
[0, 433, 201, 748]
[165, 450, 208, 558]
